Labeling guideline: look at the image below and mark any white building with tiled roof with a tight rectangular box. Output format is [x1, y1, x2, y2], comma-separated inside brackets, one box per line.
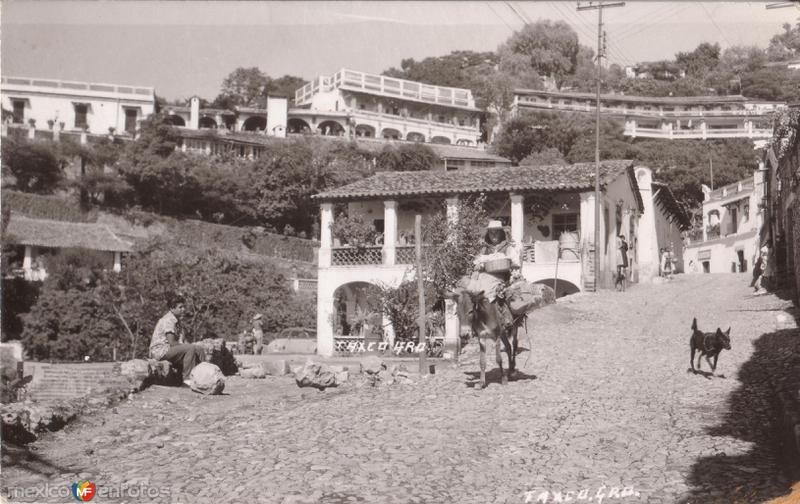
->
[310, 160, 690, 357]
[4, 213, 133, 280]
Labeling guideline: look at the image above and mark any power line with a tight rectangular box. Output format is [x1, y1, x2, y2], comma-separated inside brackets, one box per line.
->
[699, 3, 734, 48]
[613, 3, 683, 39]
[614, 4, 693, 43]
[504, 1, 530, 26]
[486, 1, 516, 32]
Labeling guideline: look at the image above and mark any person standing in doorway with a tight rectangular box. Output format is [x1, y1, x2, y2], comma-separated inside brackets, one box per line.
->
[615, 235, 629, 290]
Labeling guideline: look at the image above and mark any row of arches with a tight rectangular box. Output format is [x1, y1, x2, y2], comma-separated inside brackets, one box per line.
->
[164, 115, 473, 144]
[163, 114, 268, 132]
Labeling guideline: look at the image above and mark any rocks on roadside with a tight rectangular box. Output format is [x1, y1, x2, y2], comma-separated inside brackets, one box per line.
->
[294, 360, 337, 390]
[239, 360, 291, 379]
[195, 338, 239, 376]
[120, 359, 179, 391]
[189, 362, 225, 395]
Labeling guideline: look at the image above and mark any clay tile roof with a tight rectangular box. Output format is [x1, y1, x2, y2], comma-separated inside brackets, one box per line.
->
[651, 182, 691, 230]
[5, 214, 133, 252]
[313, 160, 636, 201]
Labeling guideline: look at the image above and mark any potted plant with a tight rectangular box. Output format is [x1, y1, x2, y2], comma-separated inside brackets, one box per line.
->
[59, 121, 65, 131]
[27, 118, 36, 128]
[330, 212, 378, 249]
[47, 119, 55, 130]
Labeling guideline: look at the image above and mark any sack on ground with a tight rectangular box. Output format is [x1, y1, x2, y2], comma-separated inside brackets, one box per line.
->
[189, 362, 225, 395]
[507, 280, 556, 315]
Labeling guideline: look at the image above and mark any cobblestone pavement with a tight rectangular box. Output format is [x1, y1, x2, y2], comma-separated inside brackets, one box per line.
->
[2, 274, 798, 504]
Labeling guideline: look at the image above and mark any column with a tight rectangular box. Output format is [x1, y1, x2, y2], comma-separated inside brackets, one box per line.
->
[579, 191, 596, 290]
[382, 313, 395, 349]
[113, 252, 122, 273]
[383, 200, 397, 266]
[701, 121, 707, 140]
[444, 298, 459, 359]
[319, 202, 334, 267]
[315, 271, 336, 357]
[510, 194, 524, 244]
[635, 167, 660, 283]
[27, 126, 35, 140]
[22, 246, 33, 270]
[445, 197, 459, 243]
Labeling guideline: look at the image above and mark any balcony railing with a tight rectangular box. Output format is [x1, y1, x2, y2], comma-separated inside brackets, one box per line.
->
[1, 76, 154, 98]
[296, 69, 475, 109]
[351, 109, 479, 134]
[624, 126, 773, 139]
[331, 246, 383, 266]
[517, 97, 782, 118]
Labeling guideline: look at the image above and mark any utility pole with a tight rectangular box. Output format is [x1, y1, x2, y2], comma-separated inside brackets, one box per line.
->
[709, 154, 714, 191]
[766, 2, 798, 9]
[577, 0, 624, 291]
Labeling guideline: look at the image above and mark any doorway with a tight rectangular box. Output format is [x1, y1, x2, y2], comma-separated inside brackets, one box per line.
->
[737, 250, 746, 273]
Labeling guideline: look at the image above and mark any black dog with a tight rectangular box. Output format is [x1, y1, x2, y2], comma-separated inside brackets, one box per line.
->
[689, 318, 731, 374]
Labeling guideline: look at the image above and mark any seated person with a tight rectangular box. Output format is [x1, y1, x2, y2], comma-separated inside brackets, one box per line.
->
[149, 295, 206, 386]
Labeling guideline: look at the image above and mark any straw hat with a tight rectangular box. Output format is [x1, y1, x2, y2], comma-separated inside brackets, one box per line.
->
[486, 220, 504, 230]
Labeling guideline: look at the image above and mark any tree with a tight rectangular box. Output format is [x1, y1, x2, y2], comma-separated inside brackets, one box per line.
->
[767, 21, 800, 61]
[720, 45, 767, 75]
[383, 50, 497, 90]
[376, 143, 437, 172]
[519, 147, 567, 166]
[267, 75, 307, 102]
[675, 42, 721, 78]
[499, 20, 581, 88]
[1, 137, 64, 194]
[217, 67, 269, 107]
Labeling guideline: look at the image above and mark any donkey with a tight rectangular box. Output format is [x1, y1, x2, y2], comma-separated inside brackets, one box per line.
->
[447, 288, 518, 388]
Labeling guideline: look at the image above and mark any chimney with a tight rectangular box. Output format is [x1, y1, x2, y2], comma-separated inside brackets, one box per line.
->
[190, 96, 200, 130]
[266, 95, 288, 138]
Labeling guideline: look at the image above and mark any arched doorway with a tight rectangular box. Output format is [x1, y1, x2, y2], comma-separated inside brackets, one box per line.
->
[355, 124, 376, 138]
[333, 282, 383, 339]
[406, 131, 425, 142]
[318, 120, 345, 136]
[242, 116, 267, 132]
[381, 128, 401, 140]
[288, 118, 311, 134]
[164, 115, 186, 126]
[456, 138, 473, 146]
[198, 116, 217, 129]
[533, 279, 580, 298]
[431, 136, 451, 145]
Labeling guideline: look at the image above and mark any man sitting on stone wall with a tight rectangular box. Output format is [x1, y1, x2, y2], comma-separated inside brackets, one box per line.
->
[149, 295, 206, 387]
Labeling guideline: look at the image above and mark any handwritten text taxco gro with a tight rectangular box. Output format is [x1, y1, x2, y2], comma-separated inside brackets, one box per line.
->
[524, 485, 641, 503]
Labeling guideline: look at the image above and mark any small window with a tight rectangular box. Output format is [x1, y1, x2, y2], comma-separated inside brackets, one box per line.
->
[445, 159, 465, 171]
[124, 108, 137, 133]
[12, 100, 25, 124]
[74, 104, 88, 128]
[552, 213, 579, 239]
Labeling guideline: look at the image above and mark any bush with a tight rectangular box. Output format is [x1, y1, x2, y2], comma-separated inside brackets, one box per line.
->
[19, 241, 315, 361]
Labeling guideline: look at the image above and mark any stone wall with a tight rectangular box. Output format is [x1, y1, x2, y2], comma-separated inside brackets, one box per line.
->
[23, 363, 130, 402]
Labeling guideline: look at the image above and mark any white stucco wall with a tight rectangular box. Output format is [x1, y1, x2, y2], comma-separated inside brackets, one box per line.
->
[2, 82, 155, 135]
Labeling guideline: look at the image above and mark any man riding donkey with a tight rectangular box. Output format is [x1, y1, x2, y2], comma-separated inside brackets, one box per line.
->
[449, 220, 542, 388]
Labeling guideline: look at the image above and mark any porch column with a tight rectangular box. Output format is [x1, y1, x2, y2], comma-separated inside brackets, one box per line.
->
[316, 271, 336, 357]
[319, 202, 334, 267]
[444, 196, 460, 357]
[579, 192, 596, 290]
[510, 194, 524, 244]
[635, 167, 660, 282]
[113, 252, 122, 273]
[22, 246, 33, 270]
[383, 200, 397, 265]
[701, 121, 707, 140]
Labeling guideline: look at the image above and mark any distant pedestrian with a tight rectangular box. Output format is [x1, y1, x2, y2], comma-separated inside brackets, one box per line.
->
[150, 295, 206, 387]
[251, 313, 265, 355]
[615, 235, 629, 290]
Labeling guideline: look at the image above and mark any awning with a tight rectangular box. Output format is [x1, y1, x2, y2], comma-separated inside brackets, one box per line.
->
[72, 101, 92, 110]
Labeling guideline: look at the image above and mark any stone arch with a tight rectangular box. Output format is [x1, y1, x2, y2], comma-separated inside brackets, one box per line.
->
[242, 116, 267, 132]
[164, 114, 186, 126]
[318, 120, 345, 136]
[430, 136, 451, 145]
[332, 281, 383, 337]
[533, 279, 580, 298]
[198, 116, 217, 129]
[288, 118, 311, 134]
[355, 124, 376, 138]
[381, 128, 401, 140]
[406, 131, 425, 142]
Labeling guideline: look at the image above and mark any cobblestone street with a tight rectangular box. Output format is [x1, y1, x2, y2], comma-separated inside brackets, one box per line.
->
[3, 274, 798, 504]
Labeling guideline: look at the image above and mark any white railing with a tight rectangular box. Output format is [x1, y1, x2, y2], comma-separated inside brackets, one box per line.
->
[296, 69, 475, 109]
[1, 76, 154, 97]
[517, 98, 780, 118]
[624, 126, 773, 139]
[352, 109, 479, 133]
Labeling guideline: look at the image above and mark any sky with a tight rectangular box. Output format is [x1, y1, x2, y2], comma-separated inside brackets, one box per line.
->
[2, 1, 798, 101]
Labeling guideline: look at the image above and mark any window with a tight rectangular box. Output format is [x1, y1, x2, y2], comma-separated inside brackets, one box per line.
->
[552, 213, 579, 239]
[444, 159, 465, 171]
[743, 203, 749, 222]
[124, 108, 138, 133]
[729, 207, 738, 234]
[74, 103, 88, 128]
[11, 100, 25, 124]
